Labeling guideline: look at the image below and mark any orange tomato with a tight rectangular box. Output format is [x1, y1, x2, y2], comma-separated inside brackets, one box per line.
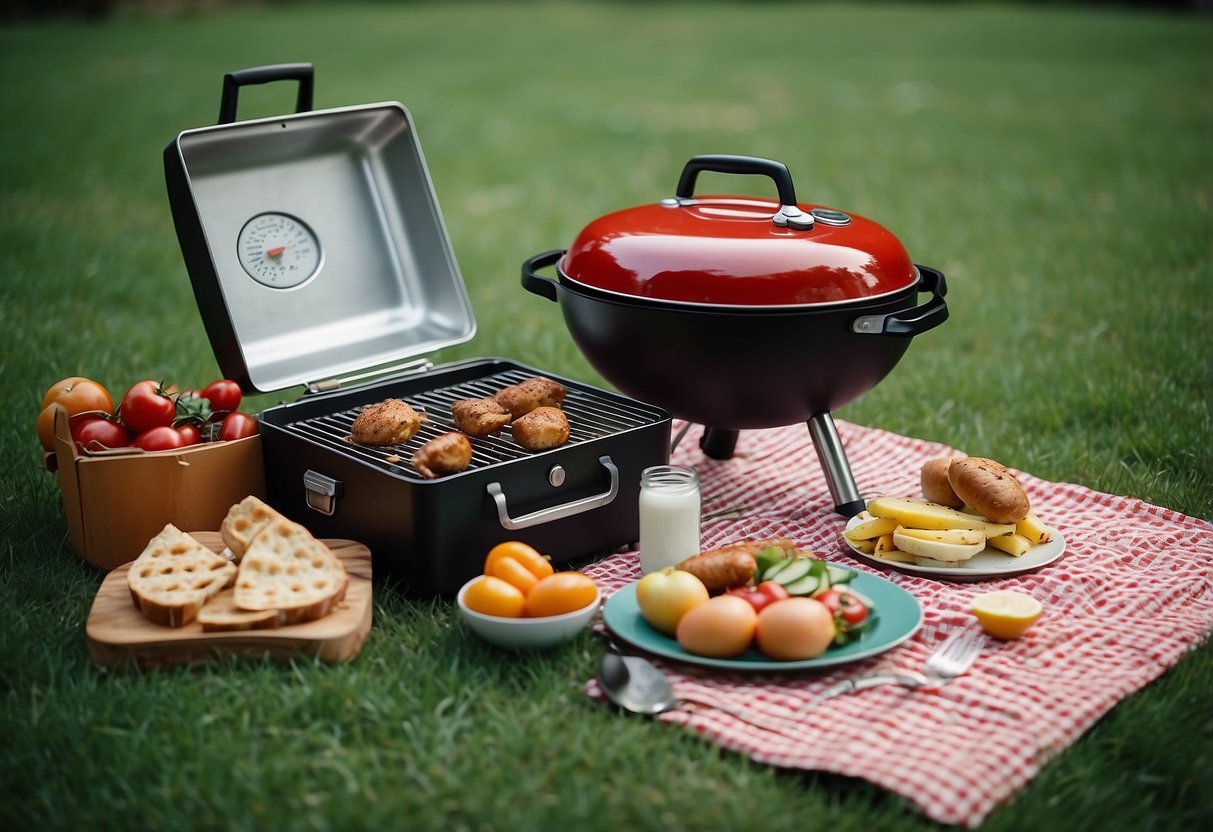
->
[488, 556, 541, 596]
[463, 576, 526, 618]
[37, 377, 115, 451]
[524, 572, 598, 618]
[484, 541, 553, 581]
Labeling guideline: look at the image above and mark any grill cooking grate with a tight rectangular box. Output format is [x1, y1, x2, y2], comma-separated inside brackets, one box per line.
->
[279, 368, 664, 480]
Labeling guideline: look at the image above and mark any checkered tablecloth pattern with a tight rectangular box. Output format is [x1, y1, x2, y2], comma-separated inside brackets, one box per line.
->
[582, 420, 1213, 827]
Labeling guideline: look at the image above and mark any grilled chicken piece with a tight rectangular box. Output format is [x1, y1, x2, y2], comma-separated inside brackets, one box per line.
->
[493, 377, 567, 420]
[511, 406, 569, 451]
[412, 432, 473, 479]
[450, 398, 511, 438]
[350, 398, 425, 446]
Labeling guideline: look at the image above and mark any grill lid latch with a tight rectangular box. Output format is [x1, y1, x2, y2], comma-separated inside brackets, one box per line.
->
[304, 470, 343, 516]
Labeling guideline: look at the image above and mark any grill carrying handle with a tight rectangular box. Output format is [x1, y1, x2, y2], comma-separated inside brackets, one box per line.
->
[850, 265, 948, 338]
[486, 456, 619, 530]
[218, 63, 315, 125]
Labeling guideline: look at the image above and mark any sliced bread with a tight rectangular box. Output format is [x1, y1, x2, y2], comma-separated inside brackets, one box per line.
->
[233, 518, 348, 625]
[196, 589, 283, 632]
[128, 524, 238, 628]
[220, 495, 281, 562]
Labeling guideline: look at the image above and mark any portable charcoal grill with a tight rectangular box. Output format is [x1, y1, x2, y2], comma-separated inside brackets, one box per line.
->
[164, 64, 671, 595]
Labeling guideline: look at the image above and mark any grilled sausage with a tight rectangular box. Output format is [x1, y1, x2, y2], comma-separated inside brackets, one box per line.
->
[677, 546, 758, 593]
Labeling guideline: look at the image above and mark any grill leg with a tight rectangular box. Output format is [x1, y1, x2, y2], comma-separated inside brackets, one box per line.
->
[807, 412, 866, 517]
[699, 427, 739, 460]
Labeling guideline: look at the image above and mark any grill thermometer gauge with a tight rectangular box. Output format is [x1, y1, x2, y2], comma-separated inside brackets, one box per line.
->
[236, 212, 321, 288]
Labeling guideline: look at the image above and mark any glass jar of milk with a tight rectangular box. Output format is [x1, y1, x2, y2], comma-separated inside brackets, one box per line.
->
[638, 465, 701, 574]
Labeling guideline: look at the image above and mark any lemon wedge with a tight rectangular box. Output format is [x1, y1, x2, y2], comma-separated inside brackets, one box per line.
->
[970, 590, 1043, 639]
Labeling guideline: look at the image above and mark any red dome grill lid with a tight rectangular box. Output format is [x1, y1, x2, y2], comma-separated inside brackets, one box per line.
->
[559, 156, 918, 308]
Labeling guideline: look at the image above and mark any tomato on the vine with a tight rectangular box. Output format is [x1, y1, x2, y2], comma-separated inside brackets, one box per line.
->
[176, 423, 202, 446]
[132, 426, 187, 452]
[815, 588, 869, 627]
[71, 418, 130, 454]
[218, 412, 259, 441]
[726, 580, 790, 614]
[199, 379, 242, 416]
[36, 376, 115, 451]
[120, 381, 177, 432]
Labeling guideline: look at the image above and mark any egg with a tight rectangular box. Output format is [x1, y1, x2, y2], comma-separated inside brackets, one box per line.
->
[755, 598, 835, 661]
[675, 594, 757, 658]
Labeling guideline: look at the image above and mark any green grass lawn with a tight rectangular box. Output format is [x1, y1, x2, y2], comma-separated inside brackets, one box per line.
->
[2, 2, 1211, 829]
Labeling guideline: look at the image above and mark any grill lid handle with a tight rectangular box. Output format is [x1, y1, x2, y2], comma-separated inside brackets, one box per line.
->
[218, 62, 315, 125]
[486, 456, 619, 530]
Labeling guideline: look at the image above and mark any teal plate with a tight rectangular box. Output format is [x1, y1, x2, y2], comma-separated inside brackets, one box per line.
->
[602, 568, 923, 671]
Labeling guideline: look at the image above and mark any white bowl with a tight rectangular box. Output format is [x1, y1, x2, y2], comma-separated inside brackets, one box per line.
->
[456, 577, 601, 650]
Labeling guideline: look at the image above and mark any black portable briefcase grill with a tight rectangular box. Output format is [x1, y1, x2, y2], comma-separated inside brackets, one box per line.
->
[164, 64, 671, 595]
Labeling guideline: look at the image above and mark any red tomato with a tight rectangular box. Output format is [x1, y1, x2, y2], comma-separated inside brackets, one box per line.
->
[120, 381, 177, 432]
[816, 588, 870, 628]
[36, 376, 115, 451]
[218, 412, 259, 441]
[176, 423, 202, 446]
[727, 580, 790, 614]
[71, 418, 130, 453]
[132, 426, 187, 452]
[200, 379, 242, 415]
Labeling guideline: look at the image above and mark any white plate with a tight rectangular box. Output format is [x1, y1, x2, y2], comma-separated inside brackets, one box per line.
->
[841, 515, 1066, 581]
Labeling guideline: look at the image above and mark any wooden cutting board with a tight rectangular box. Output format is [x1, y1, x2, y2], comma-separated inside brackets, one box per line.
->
[86, 532, 373, 668]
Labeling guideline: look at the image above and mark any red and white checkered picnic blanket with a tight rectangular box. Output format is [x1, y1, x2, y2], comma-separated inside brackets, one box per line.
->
[582, 420, 1213, 827]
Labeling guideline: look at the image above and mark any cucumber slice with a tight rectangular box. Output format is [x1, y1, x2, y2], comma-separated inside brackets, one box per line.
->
[773, 558, 813, 586]
[783, 574, 821, 596]
[826, 565, 856, 585]
[761, 557, 794, 582]
[754, 546, 786, 579]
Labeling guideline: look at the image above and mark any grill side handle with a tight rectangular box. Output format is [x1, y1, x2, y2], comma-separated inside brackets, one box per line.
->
[486, 456, 619, 530]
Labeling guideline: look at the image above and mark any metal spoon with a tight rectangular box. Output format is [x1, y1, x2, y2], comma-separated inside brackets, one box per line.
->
[596, 652, 792, 733]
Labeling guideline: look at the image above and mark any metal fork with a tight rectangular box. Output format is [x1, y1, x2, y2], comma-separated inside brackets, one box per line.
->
[820, 628, 984, 700]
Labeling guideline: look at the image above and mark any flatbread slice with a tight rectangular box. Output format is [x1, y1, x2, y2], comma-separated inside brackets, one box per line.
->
[220, 495, 281, 562]
[196, 589, 283, 632]
[233, 518, 347, 625]
[127, 524, 237, 627]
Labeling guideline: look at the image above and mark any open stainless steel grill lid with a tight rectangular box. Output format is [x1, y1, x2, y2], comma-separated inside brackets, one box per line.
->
[164, 64, 671, 595]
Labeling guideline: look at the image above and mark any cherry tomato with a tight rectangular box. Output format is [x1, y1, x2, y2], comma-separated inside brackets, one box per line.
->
[176, 423, 202, 446]
[70, 417, 130, 454]
[815, 589, 873, 630]
[132, 426, 187, 452]
[200, 379, 242, 415]
[484, 541, 553, 582]
[218, 412, 259, 441]
[726, 579, 790, 614]
[120, 380, 177, 432]
[463, 575, 526, 618]
[523, 572, 598, 618]
[36, 376, 114, 451]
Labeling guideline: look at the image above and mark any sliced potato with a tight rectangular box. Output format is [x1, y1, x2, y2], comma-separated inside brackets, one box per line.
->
[1015, 512, 1053, 545]
[892, 528, 984, 562]
[987, 533, 1033, 557]
[867, 496, 1015, 538]
[894, 526, 986, 546]
[842, 533, 878, 554]
[844, 515, 899, 542]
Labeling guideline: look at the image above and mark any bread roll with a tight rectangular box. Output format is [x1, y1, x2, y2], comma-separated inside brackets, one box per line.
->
[920, 457, 964, 508]
[948, 457, 1030, 524]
